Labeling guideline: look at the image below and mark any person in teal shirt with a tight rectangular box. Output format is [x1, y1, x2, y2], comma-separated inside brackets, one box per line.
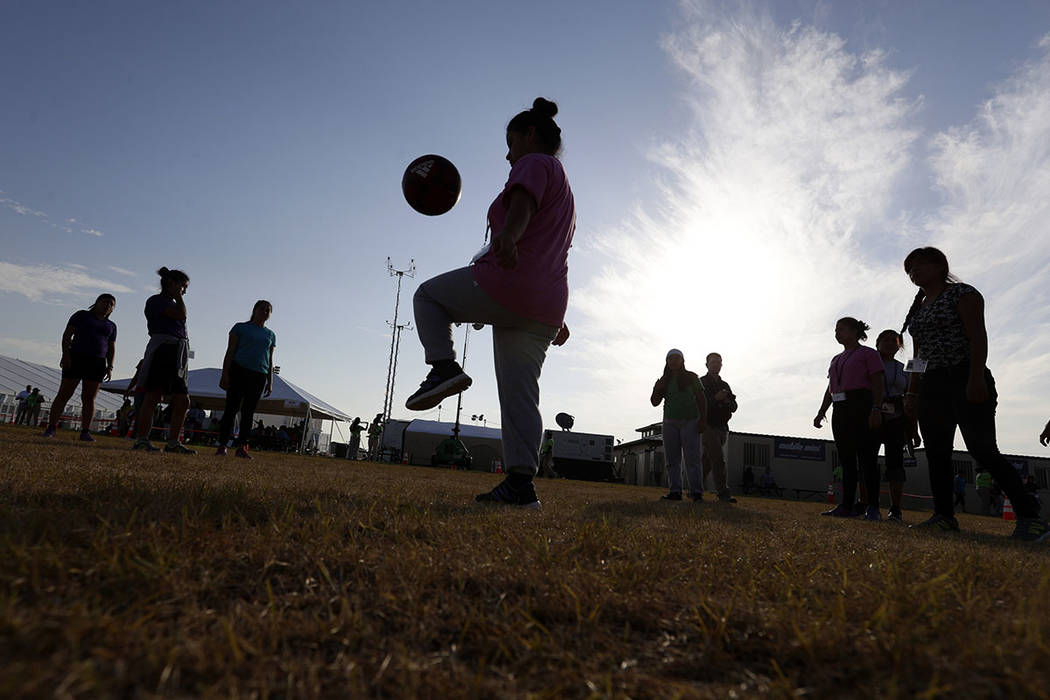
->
[217, 300, 276, 458]
[650, 349, 708, 501]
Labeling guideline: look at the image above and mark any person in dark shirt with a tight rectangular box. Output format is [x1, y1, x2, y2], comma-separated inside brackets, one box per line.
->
[901, 247, 1047, 541]
[134, 267, 196, 454]
[42, 294, 117, 440]
[700, 352, 738, 503]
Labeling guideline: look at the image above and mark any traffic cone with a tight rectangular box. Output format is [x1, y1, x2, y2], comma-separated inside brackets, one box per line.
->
[1002, 497, 1015, 521]
[826, 482, 835, 504]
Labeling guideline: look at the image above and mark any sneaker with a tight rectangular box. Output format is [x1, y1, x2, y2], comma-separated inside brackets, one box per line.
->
[887, 508, 904, 524]
[474, 477, 541, 509]
[717, 494, 738, 504]
[405, 362, 472, 411]
[215, 446, 228, 456]
[864, 505, 881, 522]
[822, 504, 862, 517]
[79, 431, 96, 442]
[164, 441, 197, 455]
[41, 425, 56, 438]
[910, 513, 960, 532]
[689, 491, 704, 502]
[1011, 518, 1050, 543]
[235, 446, 252, 459]
[132, 439, 161, 452]
[852, 502, 868, 517]
[661, 492, 683, 501]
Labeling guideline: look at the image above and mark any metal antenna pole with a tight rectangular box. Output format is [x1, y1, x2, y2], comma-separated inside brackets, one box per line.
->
[379, 258, 415, 461]
[388, 320, 412, 419]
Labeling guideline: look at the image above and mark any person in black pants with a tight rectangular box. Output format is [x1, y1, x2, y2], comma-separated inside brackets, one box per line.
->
[901, 247, 1049, 541]
[217, 301, 277, 459]
[814, 318, 885, 520]
[870, 329, 920, 524]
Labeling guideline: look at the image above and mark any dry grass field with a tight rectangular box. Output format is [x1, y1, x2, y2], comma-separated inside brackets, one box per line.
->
[1, 425, 1049, 698]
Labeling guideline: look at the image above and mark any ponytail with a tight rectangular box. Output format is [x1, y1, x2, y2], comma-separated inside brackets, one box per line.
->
[900, 289, 924, 337]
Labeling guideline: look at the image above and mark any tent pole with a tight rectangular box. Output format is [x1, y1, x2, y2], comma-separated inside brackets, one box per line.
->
[300, 405, 312, 454]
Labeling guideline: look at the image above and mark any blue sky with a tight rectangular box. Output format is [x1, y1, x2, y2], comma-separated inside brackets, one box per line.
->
[3, 0, 1050, 455]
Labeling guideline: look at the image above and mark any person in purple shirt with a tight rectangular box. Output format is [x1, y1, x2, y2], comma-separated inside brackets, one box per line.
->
[405, 97, 574, 508]
[813, 317, 885, 520]
[133, 267, 196, 454]
[42, 294, 117, 440]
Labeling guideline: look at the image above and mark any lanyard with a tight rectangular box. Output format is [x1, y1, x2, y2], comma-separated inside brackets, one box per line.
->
[833, 347, 859, 390]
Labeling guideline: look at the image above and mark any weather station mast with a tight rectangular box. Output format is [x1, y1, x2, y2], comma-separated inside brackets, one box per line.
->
[379, 258, 415, 459]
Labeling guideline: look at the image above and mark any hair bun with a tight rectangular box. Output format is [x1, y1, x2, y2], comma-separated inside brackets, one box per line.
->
[532, 97, 558, 118]
[157, 267, 169, 276]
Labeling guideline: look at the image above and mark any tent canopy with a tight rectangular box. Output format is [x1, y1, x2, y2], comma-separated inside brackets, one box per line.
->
[100, 367, 353, 422]
[0, 354, 125, 414]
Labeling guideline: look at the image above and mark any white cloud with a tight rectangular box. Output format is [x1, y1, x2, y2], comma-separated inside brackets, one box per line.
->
[0, 261, 134, 303]
[0, 196, 48, 219]
[0, 336, 60, 365]
[923, 33, 1050, 451]
[570, 3, 921, 441]
[81, 228, 104, 237]
[107, 265, 138, 277]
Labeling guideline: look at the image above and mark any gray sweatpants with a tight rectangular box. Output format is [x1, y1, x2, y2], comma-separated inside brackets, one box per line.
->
[413, 267, 559, 477]
[663, 419, 704, 495]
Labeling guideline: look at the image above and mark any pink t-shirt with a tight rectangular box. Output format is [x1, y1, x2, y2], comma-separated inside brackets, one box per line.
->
[472, 153, 575, 328]
[828, 346, 884, 393]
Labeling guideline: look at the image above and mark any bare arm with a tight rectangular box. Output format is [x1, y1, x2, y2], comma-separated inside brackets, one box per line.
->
[162, 290, 187, 320]
[491, 187, 537, 269]
[105, 340, 115, 381]
[265, 345, 275, 397]
[219, 331, 238, 390]
[814, 386, 833, 428]
[958, 292, 989, 402]
[59, 323, 75, 369]
[651, 376, 667, 407]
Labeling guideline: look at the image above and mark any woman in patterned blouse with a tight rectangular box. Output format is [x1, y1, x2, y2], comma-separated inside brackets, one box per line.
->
[900, 247, 1048, 541]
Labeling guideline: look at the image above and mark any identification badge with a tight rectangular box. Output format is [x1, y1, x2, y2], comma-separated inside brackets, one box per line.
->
[881, 401, 897, 414]
[832, 392, 847, 402]
[904, 358, 928, 374]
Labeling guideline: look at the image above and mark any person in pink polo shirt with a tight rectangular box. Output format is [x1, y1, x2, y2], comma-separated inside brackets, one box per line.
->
[405, 97, 574, 509]
[813, 317, 885, 520]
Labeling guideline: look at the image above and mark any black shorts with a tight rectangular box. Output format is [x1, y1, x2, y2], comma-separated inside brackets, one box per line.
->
[144, 343, 189, 395]
[62, 353, 108, 383]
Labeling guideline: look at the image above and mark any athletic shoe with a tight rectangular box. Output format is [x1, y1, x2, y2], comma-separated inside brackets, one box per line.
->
[164, 442, 197, 455]
[852, 503, 868, 517]
[718, 494, 738, 504]
[235, 446, 252, 460]
[41, 425, 56, 438]
[887, 508, 904, 524]
[79, 431, 96, 442]
[214, 447, 228, 456]
[132, 439, 160, 452]
[864, 505, 881, 522]
[1011, 518, 1050, 543]
[661, 492, 683, 501]
[909, 514, 960, 532]
[822, 504, 861, 517]
[474, 477, 541, 509]
[405, 361, 472, 411]
[689, 491, 704, 502]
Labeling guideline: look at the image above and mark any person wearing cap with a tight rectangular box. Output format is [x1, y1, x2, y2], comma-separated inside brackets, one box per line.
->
[651, 349, 708, 501]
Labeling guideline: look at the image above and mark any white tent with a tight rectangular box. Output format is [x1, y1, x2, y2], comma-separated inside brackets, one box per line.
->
[100, 367, 352, 451]
[0, 354, 125, 426]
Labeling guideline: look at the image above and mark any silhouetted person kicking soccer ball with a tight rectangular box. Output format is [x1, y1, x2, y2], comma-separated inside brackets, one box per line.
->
[405, 98, 574, 508]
